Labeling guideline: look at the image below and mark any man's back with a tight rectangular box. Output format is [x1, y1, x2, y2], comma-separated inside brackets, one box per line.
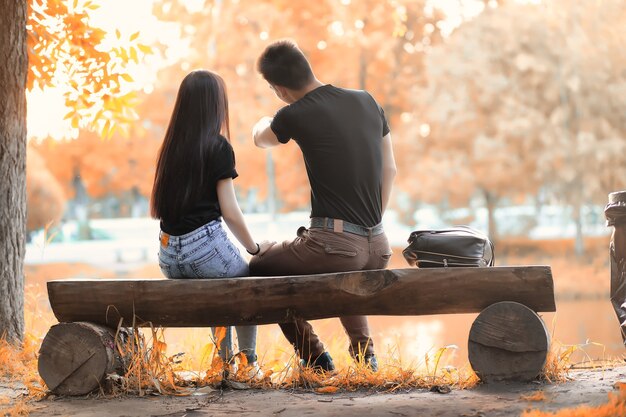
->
[271, 85, 390, 227]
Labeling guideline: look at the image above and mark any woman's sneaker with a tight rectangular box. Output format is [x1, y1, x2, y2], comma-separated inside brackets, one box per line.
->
[247, 362, 264, 380]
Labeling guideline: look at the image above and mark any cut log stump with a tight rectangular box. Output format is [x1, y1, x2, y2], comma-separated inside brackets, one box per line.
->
[38, 322, 126, 395]
[468, 301, 549, 383]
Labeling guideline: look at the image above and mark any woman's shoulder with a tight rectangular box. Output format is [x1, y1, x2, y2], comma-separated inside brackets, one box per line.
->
[215, 134, 233, 148]
[208, 135, 233, 156]
[211, 135, 236, 163]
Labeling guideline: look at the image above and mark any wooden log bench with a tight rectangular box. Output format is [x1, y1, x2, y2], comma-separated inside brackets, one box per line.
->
[39, 266, 556, 395]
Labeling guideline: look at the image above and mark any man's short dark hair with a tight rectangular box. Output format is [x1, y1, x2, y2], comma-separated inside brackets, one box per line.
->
[257, 40, 314, 90]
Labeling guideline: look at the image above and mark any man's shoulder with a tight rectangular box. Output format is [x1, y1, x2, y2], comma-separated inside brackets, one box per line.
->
[330, 85, 370, 98]
[274, 104, 294, 122]
[336, 87, 380, 108]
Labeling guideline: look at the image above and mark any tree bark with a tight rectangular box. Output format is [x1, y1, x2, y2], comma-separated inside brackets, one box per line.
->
[0, 0, 28, 344]
[483, 189, 498, 243]
[573, 200, 585, 257]
[46, 266, 556, 328]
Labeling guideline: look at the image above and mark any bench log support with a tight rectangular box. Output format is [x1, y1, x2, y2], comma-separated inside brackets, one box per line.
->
[38, 322, 126, 395]
[468, 301, 550, 382]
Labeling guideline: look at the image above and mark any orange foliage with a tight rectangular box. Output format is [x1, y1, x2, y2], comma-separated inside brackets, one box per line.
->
[27, 0, 153, 136]
[30, 129, 160, 202]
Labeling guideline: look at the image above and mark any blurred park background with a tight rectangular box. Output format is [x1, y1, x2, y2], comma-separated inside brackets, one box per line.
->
[24, 0, 626, 371]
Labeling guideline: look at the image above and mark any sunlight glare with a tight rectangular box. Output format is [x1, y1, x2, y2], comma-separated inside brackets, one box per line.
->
[380, 320, 443, 365]
[27, 88, 77, 141]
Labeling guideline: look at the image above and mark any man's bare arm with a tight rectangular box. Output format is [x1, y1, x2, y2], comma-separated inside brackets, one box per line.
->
[381, 132, 397, 215]
[253, 116, 281, 148]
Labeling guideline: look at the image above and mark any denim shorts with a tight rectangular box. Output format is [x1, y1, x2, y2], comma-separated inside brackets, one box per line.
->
[158, 220, 249, 279]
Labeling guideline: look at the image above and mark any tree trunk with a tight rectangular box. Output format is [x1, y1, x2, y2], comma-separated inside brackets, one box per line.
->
[0, 0, 28, 344]
[483, 189, 498, 243]
[46, 266, 556, 328]
[130, 186, 142, 218]
[358, 43, 367, 90]
[573, 201, 585, 256]
[72, 170, 91, 240]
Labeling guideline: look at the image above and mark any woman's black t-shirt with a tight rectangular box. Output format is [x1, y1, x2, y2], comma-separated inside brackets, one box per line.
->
[160, 136, 238, 236]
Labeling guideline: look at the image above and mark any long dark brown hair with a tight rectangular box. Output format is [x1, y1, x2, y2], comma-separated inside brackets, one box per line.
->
[151, 70, 230, 222]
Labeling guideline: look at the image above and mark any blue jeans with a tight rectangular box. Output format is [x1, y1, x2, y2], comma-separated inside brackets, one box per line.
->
[158, 220, 257, 363]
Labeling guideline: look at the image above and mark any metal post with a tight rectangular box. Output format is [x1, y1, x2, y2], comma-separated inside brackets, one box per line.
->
[605, 191, 626, 345]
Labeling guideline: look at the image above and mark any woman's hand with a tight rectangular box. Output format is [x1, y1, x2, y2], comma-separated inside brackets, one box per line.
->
[256, 240, 277, 256]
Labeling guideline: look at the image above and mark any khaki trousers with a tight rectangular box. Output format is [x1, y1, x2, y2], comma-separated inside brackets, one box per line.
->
[249, 227, 392, 361]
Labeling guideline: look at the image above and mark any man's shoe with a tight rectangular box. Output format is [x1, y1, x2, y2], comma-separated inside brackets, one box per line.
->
[354, 354, 379, 372]
[364, 354, 378, 372]
[300, 352, 335, 373]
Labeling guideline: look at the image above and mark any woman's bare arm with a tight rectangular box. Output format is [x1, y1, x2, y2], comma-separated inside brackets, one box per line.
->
[217, 178, 275, 255]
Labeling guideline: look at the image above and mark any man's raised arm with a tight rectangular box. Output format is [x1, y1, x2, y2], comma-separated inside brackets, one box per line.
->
[381, 132, 397, 215]
[253, 116, 281, 148]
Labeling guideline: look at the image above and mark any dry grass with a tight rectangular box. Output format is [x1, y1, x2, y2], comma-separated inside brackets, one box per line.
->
[522, 383, 626, 416]
[0, 336, 45, 397]
[0, 399, 32, 417]
[96, 326, 481, 396]
[0, 335, 46, 416]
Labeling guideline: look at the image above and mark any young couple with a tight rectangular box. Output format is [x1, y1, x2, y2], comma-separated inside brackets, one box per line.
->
[151, 40, 397, 374]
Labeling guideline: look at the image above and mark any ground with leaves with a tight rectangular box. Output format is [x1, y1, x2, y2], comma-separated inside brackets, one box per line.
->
[0, 366, 622, 417]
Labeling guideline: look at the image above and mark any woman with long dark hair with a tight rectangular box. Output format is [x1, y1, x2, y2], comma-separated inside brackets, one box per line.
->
[151, 70, 274, 376]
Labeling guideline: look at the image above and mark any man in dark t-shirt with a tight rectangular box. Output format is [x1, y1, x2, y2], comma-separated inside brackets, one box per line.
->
[250, 40, 397, 372]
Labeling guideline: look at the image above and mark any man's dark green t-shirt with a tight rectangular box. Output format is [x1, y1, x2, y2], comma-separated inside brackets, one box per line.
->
[270, 84, 390, 228]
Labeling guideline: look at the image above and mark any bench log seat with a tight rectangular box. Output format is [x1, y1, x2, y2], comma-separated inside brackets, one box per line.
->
[39, 266, 556, 394]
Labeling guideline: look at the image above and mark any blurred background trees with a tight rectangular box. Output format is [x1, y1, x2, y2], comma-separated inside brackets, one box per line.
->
[424, 0, 626, 250]
[27, 0, 626, 255]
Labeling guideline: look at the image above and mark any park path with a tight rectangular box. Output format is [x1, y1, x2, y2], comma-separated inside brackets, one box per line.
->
[20, 366, 626, 417]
